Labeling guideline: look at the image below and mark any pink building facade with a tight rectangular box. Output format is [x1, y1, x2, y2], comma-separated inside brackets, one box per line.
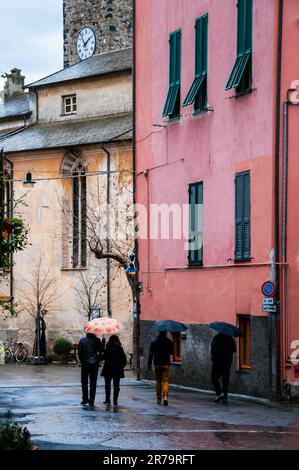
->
[135, 0, 299, 399]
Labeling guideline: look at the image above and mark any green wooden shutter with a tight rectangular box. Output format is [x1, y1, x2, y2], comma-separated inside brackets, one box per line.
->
[162, 30, 181, 117]
[237, 0, 246, 54]
[235, 171, 251, 260]
[175, 29, 181, 84]
[189, 182, 203, 265]
[245, 0, 253, 51]
[243, 172, 251, 259]
[169, 33, 176, 84]
[235, 174, 244, 260]
[183, 14, 208, 107]
[225, 0, 252, 91]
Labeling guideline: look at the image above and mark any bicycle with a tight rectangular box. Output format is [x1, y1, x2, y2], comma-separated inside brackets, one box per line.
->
[4, 339, 28, 363]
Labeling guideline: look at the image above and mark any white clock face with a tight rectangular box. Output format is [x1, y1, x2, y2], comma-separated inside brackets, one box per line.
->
[76, 27, 96, 60]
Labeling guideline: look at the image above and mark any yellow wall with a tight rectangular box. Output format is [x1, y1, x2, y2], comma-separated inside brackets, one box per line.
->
[37, 74, 133, 123]
[0, 142, 134, 355]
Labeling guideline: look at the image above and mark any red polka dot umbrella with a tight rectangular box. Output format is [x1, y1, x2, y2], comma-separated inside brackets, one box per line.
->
[84, 317, 122, 336]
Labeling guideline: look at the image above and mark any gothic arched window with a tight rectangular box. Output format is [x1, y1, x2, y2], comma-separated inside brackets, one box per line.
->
[61, 152, 87, 268]
[72, 162, 87, 268]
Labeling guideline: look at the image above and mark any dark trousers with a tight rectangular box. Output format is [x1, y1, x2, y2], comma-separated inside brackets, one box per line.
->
[211, 362, 231, 398]
[81, 365, 99, 405]
[104, 376, 120, 404]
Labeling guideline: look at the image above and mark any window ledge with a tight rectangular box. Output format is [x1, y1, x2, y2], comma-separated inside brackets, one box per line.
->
[231, 88, 257, 100]
[166, 115, 182, 125]
[188, 264, 203, 269]
[192, 106, 213, 118]
[171, 361, 182, 366]
[234, 258, 252, 263]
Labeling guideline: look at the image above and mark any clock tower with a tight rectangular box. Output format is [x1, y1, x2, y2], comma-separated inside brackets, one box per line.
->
[63, 0, 133, 68]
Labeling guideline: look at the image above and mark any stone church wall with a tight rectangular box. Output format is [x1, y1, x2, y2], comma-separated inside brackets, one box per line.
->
[63, 0, 133, 67]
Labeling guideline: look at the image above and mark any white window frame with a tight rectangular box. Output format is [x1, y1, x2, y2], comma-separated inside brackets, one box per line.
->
[63, 94, 77, 115]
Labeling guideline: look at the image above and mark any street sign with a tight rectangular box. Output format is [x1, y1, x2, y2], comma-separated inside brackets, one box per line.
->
[263, 298, 274, 306]
[261, 281, 276, 297]
[263, 305, 277, 313]
[262, 298, 277, 313]
[262, 297, 277, 313]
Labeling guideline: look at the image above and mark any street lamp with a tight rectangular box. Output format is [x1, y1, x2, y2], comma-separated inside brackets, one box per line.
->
[125, 251, 137, 276]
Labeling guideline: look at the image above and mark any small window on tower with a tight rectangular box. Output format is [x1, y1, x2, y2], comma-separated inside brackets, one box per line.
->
[63, 94, 77, 115]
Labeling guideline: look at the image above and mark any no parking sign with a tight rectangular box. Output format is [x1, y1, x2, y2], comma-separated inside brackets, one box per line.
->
[261, 281, 276, 298]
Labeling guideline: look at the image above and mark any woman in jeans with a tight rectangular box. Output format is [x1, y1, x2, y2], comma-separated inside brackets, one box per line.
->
[101, 335, 127, 406]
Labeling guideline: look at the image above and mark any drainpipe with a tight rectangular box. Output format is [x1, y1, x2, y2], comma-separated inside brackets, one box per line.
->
[281, 90, 299, 392]
[274, 0, 283, 401]
[101, 144, 111, 318]
[133, 0, 141, 380]
[281, 99, 288, 387]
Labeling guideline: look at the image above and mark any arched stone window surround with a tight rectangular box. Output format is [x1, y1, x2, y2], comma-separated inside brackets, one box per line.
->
[61, 149, 88, 268]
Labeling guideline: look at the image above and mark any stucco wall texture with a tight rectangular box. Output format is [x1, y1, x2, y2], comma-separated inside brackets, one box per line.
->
[279, 0, 299, 390]
[37, 75, 132, 123]
[0, 144, 133, 355]
[135, 0, 281, 397]
[136, 0, 276, 323]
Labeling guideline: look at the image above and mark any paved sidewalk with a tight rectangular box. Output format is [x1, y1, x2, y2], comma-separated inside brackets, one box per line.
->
[1, 364, 299, 450]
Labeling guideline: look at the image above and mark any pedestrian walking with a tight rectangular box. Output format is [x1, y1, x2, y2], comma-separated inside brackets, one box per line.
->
[148, 331, 174, 406]
[78, 332, 103, 410]
[101, 335, 127, 407]
[211, 332, 236, 403]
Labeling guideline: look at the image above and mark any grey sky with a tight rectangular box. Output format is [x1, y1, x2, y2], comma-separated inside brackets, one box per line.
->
[0, 0, 63, 91]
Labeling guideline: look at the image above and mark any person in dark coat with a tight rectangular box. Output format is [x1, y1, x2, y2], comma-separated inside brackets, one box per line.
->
[211, 333, 236, 403]
[101, 335, 127, 407]
[78, 332, 103, 409]
[148, 331, 174, 406]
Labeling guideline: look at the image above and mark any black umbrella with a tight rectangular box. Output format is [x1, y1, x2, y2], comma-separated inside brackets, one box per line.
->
[153, 319, 187, 333]
[210, 321, 242, 337]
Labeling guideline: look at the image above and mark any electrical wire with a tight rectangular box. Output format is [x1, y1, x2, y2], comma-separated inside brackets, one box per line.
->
[2, 168, 134, 183]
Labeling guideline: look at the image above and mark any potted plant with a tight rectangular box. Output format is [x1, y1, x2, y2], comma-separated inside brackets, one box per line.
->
[0, 411, 35, 450]
[53, 338, 73, 363]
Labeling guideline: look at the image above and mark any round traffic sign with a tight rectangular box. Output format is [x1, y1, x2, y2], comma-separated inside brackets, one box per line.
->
[262, 281, 276, 297]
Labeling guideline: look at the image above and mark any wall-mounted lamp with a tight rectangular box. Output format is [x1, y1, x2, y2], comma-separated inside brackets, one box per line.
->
[23, 171, 36, 188]
[126, 252, 137, 276]
[125, 263, 136, 276]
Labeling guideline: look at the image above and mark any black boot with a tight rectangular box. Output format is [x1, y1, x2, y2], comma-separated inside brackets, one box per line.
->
[113, 386, 120, 406]
[104, 382, 111, 405]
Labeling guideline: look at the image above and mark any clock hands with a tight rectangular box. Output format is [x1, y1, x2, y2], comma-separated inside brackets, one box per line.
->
[79, 32, 85, 45]
[83, 35, 93, 47]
